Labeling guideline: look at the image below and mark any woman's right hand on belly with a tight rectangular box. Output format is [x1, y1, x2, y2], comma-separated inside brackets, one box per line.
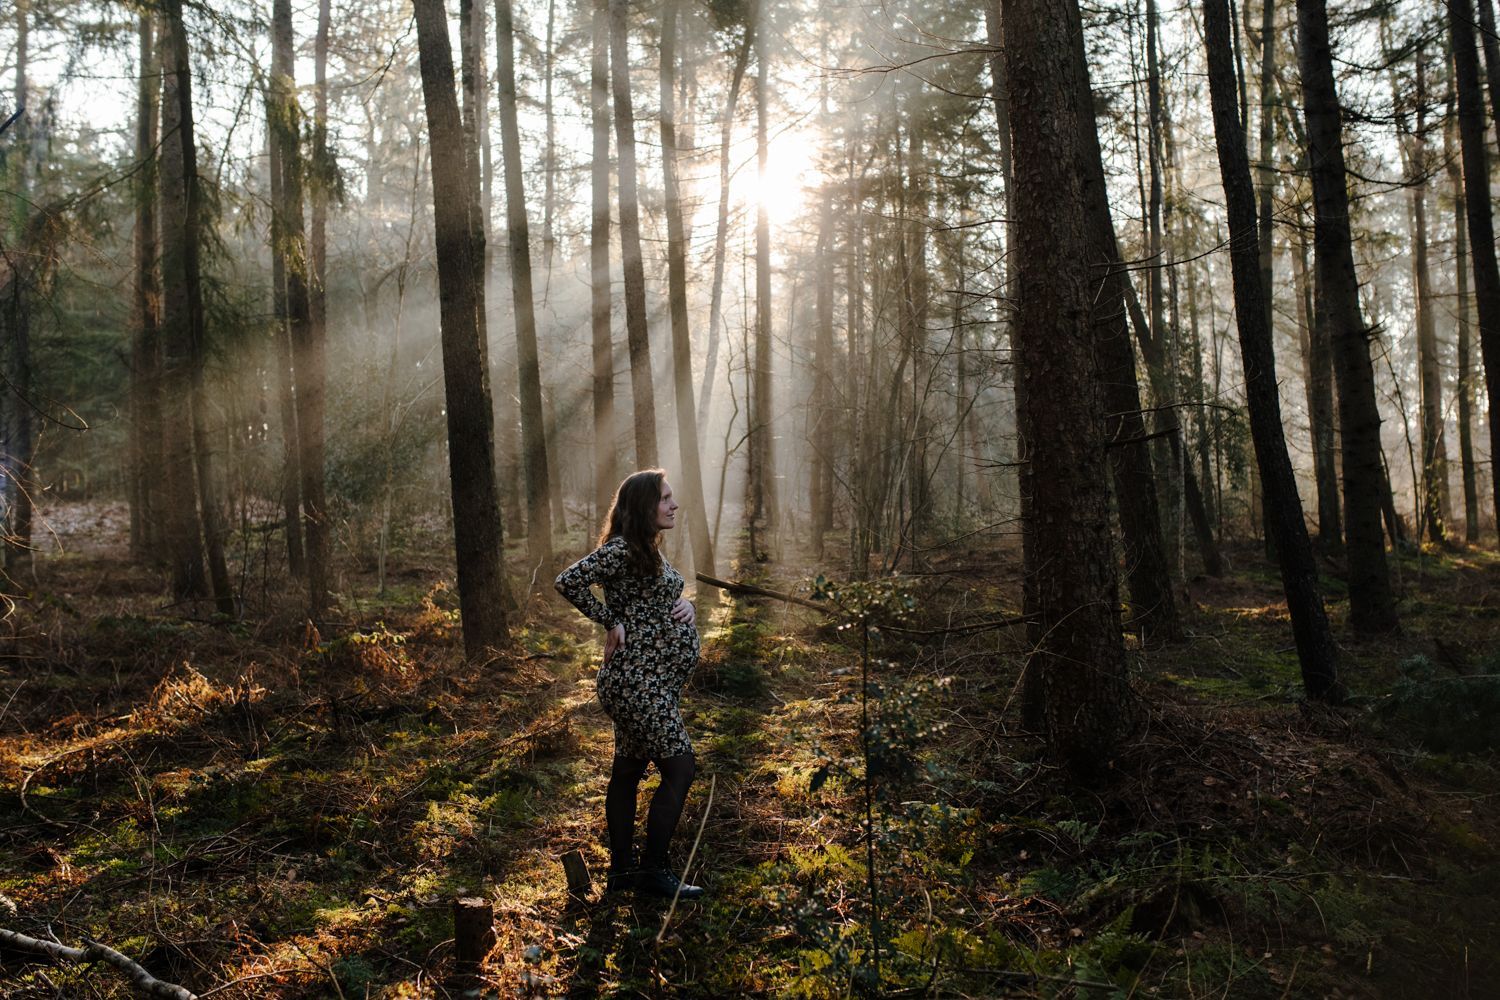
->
[603, 623, 626, 666]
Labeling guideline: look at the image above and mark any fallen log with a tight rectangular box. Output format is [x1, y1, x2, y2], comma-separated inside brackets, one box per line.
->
[695, 573, 1032, 638]
[0, 927, 197, 999]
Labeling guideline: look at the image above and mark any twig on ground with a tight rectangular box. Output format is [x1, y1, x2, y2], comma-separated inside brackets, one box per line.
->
[288, 938, 347, 1000]
[194, 968, 294, 999]
[0, 679, 26, 727]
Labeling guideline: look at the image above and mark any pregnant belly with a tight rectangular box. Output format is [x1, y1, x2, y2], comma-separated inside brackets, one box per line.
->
[615, 619, 698, 667]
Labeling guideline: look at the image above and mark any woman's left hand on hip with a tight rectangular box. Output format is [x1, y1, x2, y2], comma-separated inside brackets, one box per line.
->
[670, 598, 696, 625]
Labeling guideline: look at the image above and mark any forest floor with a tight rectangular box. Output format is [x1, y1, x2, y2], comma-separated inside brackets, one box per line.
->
[2, 500, 1499, 998]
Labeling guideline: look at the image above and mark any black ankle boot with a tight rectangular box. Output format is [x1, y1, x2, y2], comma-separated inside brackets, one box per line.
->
[635, 867, 705, 900]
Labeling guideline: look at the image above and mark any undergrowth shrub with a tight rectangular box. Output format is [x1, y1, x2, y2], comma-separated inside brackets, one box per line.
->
[130, 663, 263, 730]
[311, 622, 412, 684]
[408, 583, 461, 644]
[790, 576, 997, 995]
[1376, 656, 1500, 753]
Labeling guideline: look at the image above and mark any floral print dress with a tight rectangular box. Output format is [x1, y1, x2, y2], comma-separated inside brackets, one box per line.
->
[555, 536, 700, 759]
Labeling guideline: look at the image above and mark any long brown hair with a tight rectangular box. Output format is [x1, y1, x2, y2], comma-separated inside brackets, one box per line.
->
[599, 469, 666, 576]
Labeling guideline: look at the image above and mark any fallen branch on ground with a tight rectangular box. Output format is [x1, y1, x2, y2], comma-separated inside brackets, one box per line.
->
[696, 573, 1032, 638]
[0, 927, 198, 999]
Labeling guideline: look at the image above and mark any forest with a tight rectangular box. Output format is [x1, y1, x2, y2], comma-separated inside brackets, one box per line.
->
[1, 0, 1499, 992]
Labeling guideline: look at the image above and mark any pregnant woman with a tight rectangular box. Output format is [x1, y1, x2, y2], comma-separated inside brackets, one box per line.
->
[554, 469, 705, 900]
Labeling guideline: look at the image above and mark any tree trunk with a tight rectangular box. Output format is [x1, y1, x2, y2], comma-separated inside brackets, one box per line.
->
[4, 0, 34, 578]
[1473, 0, 1500, 153]
[1006, 0, 1134, 777]
[190, 369, 234, 616]
[1450, 0, 1500, 550]
[465, 0, 519, 547]
[846, 149, 872, 577]
[412, 0, 511, 657]
[131, 13, 164, 562]
[1297, 0, 1398, 632]
[2, 282, 32, 580]
[1072, 17, 1181, 642]
[266, 111, 304, 579]
[749, 0, 778, 554]
[160, 0, 232, 612]
[659, 0, 717, 585]
[1256, 0, 1276, 335]
[1379, 453, 1407, 547]
[1146, 0, 1166, 376]
[1121, 250, 1223, 574]
[903, 122, 933, 551]
[590, 0, 617, 522]
[1293, 233, 1342, 554]
[1447, 113, 1482, 543]
[495, 0, 554, 570]
[953, 230, 968, 523]
[986, 0, 1044, 722]
[1187, 258, 1217, 527]
[609, 0, 659, 468]
[1403, 60, 1449, 545]
[312, 0, 332, 565]
[698, 27, 752, 427]
[158, 0, 207, 599]
[273, 0, 330, 613]
[811, 65, 836, 558]
[542, 0, 558, 299]
[1204, 0, 1341, 698]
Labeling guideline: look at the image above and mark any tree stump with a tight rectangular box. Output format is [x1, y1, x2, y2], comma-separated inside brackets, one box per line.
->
[452, 896, 495, 987]
[561, 849, 591, 899]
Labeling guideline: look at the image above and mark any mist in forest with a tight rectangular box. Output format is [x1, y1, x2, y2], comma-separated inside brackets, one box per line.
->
[0, 0, 1495, 661]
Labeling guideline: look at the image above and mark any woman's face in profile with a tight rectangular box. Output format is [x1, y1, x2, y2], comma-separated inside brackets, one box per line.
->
[656, 480, 679, 531]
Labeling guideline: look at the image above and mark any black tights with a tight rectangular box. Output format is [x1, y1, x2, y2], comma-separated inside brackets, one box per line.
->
[605, 753, 696, 871]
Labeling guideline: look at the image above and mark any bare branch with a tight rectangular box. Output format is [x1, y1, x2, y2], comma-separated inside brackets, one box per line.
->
[0, 927, 199, 1000]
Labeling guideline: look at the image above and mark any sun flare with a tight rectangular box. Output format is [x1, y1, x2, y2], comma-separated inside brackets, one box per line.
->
[735, 128, 821, 228]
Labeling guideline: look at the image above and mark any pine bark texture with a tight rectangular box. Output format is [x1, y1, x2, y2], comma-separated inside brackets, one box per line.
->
[413, 0, 510, 657]
[1297, 0, 1398, 632]
[1004, 0, 1135, 776]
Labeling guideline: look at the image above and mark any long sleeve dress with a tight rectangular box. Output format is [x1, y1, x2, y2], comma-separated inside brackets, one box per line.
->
[554, 536, 700, 760]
